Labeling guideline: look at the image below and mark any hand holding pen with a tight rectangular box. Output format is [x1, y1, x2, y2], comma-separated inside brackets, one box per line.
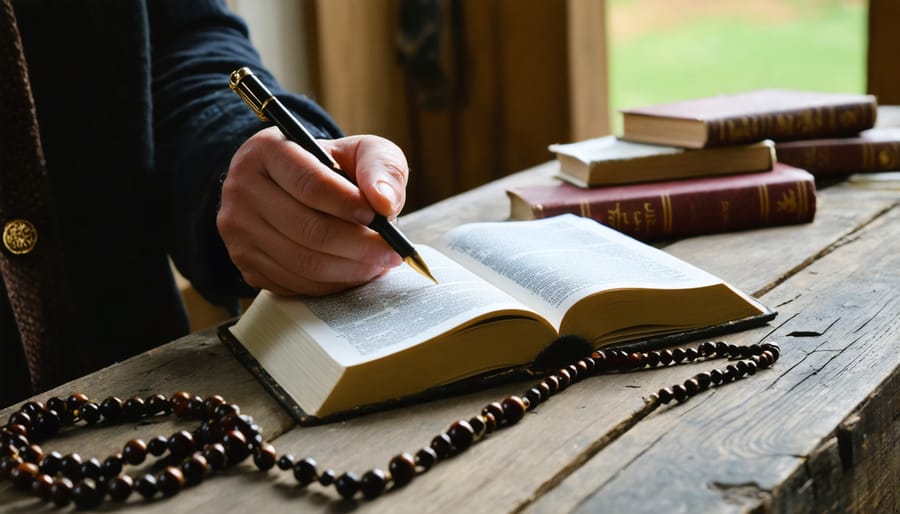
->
[217, 68, 436, 297]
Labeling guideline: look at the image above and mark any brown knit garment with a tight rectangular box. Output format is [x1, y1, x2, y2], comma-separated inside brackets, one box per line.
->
[0, 0, 75, 393]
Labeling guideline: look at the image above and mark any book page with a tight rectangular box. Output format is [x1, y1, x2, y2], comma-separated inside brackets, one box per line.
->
[268, 246, 545, 367]
[432, 214, 723, 328]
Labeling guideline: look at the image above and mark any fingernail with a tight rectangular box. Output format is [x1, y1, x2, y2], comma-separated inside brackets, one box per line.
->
[376, 180, 400, 212]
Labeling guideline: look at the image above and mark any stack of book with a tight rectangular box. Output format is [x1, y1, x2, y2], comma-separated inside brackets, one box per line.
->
[508, 89, 882, 242]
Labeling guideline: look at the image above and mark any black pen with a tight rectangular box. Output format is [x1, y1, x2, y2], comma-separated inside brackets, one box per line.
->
[228, 67, 437, 284]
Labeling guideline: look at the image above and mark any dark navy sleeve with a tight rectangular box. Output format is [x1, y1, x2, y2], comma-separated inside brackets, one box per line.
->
[147, 0, 343, 311]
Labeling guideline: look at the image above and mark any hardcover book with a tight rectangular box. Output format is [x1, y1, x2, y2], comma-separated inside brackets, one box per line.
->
[507, 163, 816, 242]
[550, 136, 774, 187]
[621, 89, 878, 149]
[775, 127, 900, 176]
[223, 215, 773, 423]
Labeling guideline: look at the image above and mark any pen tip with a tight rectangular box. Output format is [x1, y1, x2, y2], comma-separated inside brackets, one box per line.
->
[404, 254, 439, 285]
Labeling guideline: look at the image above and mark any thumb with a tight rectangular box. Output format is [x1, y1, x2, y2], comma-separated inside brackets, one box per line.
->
[326, 135, 409, 218]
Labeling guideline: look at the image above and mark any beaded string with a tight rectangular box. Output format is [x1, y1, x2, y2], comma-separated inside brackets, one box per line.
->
[0, 340, 780, 508]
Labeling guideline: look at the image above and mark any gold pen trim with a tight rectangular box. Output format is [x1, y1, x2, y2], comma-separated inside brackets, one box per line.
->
[228, 67, 270, 121]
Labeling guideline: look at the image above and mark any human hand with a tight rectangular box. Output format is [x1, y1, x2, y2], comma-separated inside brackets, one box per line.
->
[217, 128, 408, 296]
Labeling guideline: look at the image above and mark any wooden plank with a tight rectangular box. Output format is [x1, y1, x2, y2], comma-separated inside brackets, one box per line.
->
[867, 0, 900, 104]
[567, 0, 610, 140]
[525, 199, 900, 514]
[3, 182, 895, 512]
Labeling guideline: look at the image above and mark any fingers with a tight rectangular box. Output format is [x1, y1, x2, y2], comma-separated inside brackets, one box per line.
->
[218, 128, 406, 297]
[320, 135, 409, 220]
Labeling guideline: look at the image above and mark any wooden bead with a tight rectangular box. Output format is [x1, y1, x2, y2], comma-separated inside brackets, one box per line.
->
[181, 454, 209, 485]
[683, 378, 700, 396]
[543, 375, 560, 395]
[72, 478, 102, 509]
[276, 454, 294, 471]
[388, 453, 416, 487]
[168, 430, 196, 459]
[122, 397, 145, 421]
[672, 384, 688, 402]
[430, 433, 453, 458]
[556, 369, 571, 389]
[222, 430, 250, 463]
[684, 347, 699, 361]
[107, 475, 134, 502]
[360, 469, 387, 499]
[334, 471, 360, 499]
[30, 472, 53, 500]
[501, 396, 527, 425]
[101, 454, 123, 479]
[253, 443, 277, 471]
[77, 402, 101, 424]
[319, 469, 336, 486]
[659, 349, 674, 365]
[170, 391, 193, 418]
[646, 351, 661, 367]
[145, 394, 171, 416]
[60, 453, 83, 479]
[468, 416, 487, 440]
[447, 420, 474, 451]
[99, 397, 124, 422]
[33, 410, 61, 439]
[202, 443, 228, 470]
[12, 461, 38, 491]
[627, 352, 646, 369]
[50, 477, 74, 506]
[658, 387, 673, 404]
[415, 447, 437, 471]
[79, 457, 102, 480]
[39, 451, 63, 475]
[122, 439, 147, 465]
[293, 457, 318, 485]
[134, 473, 158, 499]
[156, 466, 185, 497]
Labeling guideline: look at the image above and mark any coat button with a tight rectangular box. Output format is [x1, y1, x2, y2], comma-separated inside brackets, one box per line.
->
[3, 219, 38, 255]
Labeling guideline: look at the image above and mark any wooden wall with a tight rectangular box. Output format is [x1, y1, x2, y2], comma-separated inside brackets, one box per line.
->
[867, 0, 900, 104]
[311, 0, 609, 212]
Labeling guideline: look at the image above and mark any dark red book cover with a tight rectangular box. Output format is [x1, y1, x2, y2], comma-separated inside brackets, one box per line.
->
[775, 127, 900, 175]
[507, 163, 816, 242]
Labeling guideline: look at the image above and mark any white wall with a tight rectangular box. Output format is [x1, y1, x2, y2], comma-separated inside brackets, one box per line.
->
[226, 0, 314, 95]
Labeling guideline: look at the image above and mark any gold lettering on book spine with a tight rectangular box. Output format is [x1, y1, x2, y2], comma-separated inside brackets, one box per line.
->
[604, 201, 661, 235]
[758, 185, 770, 224]
[710, 102, 875, 145]
[880, 143, 900, 168]
[661, 194, 672, 234]
[773, 181, 809, 220]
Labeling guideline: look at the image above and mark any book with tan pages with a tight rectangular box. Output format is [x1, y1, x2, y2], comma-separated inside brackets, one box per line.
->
[621, 89, 877, 149]
[222, 215, 773, 423]
[550, 136, 775, 187]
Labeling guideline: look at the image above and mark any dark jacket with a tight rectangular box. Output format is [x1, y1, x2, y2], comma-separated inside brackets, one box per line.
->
[1, 0, 341, 406]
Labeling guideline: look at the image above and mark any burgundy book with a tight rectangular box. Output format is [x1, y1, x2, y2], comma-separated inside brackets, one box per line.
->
[775, 127, 900, 175]
[621, 89, 878, 149]
[507, 163, 816, 242]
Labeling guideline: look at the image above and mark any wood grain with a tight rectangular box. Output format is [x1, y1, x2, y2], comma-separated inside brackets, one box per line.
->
[3, 174, 897, 513]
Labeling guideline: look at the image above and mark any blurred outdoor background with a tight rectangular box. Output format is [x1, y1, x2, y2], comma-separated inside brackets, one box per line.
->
[607, 0, 866, 133]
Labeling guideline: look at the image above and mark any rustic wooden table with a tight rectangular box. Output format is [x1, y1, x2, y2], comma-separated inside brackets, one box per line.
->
[2, 160, 899, 513]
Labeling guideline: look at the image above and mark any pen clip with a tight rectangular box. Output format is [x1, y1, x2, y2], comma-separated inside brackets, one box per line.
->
[229, 67, 271, 122]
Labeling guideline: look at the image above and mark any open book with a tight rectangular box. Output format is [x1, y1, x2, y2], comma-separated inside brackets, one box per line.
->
[224, 215, 772, 422]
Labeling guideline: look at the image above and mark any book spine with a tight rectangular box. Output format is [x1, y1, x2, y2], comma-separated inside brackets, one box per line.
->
[776, 141, 900, 175]
[706, 101, 877, 147]
[527, 180, 816, 242]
